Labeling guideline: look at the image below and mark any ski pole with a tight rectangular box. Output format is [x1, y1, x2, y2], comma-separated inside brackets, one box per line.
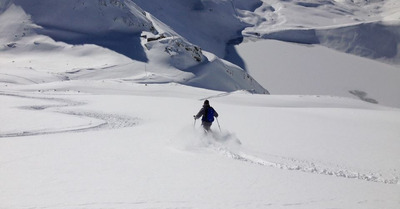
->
[216, 117, 221, 132]
[193, 116, 197, 128]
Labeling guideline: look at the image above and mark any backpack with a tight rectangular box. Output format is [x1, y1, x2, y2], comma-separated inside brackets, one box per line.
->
[204, 107, 215, 123]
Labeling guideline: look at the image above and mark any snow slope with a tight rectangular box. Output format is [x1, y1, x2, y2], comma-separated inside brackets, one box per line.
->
[0, 1, 267, 93]
[242, 0, 400, 65]
[1, 81, 400, 209]
[233, 0, 400, 107]
[133, 0, 262, 58]
[1, 1, 400, 209]
[2, 0, 399, 101]
[236, 39, 400, 107]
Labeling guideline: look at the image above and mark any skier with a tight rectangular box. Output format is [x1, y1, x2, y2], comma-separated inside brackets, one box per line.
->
[194, 100, 219, 132]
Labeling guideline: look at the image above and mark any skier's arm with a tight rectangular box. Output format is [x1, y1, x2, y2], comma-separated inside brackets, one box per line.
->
[194, 108, 204, 119]
[214, 110, 219, 118]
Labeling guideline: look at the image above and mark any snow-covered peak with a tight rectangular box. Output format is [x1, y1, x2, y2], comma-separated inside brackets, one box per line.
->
[133, 0, 262, 58]
[1, 0, 399, 97]
[240, 0, 400, 64]
[11, 0, 155, 35]
[243, 0, 399, 32]
[0, 0, 268, 94]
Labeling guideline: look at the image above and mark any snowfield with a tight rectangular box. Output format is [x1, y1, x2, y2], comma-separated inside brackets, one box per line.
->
[236, 39, 400, 107]
[1, 0, 400, 209]
[1, 82, 400, 209]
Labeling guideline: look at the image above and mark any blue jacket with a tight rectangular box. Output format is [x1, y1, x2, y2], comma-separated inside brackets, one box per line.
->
[195, 104, 218, 122]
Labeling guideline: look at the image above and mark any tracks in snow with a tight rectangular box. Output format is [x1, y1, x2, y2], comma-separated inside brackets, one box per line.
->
[0, 92, 139, 138]
[2, 91, 398, 185]
[209, 143, 399, 185]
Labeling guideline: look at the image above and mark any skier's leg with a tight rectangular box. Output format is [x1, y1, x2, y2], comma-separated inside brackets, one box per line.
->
[202, 122, 212, 133]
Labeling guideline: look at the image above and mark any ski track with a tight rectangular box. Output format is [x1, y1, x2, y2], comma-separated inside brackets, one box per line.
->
[2, 92, 399, 185]
[208, 142, 399, 185]
[0, 92, 139, 138]
[0, 73, 40, 84]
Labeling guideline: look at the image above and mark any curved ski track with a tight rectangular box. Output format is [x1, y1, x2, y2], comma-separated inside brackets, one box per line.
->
[209, 143, 399, 185]
[0, 92, 139, 138]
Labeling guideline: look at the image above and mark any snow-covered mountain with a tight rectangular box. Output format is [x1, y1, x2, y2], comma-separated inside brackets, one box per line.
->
[2, 0, 400, 106]
[238, 0, 400, 107]
[242, 0, 400, 64]
[1, 1, 400, 209]
[0, 0, 268, 94]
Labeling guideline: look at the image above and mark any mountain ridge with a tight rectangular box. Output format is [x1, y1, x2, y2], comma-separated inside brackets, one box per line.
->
[1, 0, 268, 94]
[1, 0, 400, 103]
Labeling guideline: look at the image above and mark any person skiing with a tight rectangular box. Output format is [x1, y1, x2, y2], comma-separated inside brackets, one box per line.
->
[194, 100, 219, 132]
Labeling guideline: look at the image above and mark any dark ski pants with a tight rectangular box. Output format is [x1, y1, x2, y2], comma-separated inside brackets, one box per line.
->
[202, 121, 212, 132]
